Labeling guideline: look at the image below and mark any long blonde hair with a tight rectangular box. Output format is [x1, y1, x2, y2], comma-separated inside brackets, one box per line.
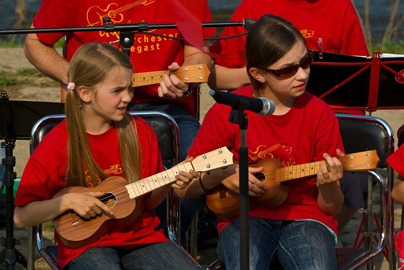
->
[65, 43, 141, 187]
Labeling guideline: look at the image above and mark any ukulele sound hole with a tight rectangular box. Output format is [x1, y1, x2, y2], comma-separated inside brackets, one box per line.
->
[99, 192, 117, 208]
[254, 172, 265, 181]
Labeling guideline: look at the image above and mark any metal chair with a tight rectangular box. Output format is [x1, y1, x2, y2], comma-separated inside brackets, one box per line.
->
[26, 111, 198, 270]
[206, 113, 395, 270]
[335, 113, 395, 270]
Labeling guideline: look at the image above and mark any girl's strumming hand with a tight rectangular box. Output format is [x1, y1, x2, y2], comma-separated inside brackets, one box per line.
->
[66, 192, 113, 219]
[221, 164, 267, 197]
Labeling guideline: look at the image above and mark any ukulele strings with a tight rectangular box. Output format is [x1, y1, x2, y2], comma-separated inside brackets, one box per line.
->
[96, 150, 229, 205]
[94, 162, 192, 205]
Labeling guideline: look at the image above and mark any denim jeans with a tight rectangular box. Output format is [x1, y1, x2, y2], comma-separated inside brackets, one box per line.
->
[129, 103, 204, 237]
[217, 217, 337, 270]
[67, 241, 200, 270]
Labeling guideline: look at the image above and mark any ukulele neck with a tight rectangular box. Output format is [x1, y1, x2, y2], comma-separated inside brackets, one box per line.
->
[125, 162, 194, 198]
[276, 160, 326, 183]
[133, 71, 167, 87]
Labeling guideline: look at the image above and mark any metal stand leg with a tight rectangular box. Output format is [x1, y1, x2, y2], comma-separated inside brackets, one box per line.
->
[0, 140, 27, 270]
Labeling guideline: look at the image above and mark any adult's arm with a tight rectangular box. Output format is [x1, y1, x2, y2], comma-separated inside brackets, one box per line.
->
[208, 63, 250, 91]
[24, 25, 69, 87]
[158, 41, 212, 99]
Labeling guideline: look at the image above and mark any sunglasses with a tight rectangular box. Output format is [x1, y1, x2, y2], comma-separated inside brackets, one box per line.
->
[265, 50, 314, 78]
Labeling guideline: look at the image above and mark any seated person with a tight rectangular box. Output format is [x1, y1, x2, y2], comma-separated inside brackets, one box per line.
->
[176, 14, 344, 270]
[13, 43, 199, 270]
[208, 0, 370, 244]
[24, 0, 216, 237]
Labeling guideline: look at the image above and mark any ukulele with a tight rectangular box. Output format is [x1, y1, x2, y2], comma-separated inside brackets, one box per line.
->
[206, 150, 380, 220]
[60, 63, 210, 102]
[53, 147, 233, 248]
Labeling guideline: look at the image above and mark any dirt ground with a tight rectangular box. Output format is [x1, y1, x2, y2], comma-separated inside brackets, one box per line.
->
[1, 47, 403, 269]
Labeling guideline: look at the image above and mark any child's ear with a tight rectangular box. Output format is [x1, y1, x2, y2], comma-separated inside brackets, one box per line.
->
[77, 86, 91, 103]
[249, 67, 266, 83]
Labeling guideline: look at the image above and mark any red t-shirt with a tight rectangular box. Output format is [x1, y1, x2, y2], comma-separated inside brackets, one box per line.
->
[32, 0, 216, 116]
[210, 0, 369, 115]
[188, 86, 344, 235]
[211, 0, 369, 68]
[388, 144, 404, 176]
[15, 117, 167, 269]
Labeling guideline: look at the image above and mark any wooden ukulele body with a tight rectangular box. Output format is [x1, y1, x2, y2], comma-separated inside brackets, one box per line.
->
[53, 176, 139, 248]
[206, 159, 289, 220]
[52, 147, 233, 248]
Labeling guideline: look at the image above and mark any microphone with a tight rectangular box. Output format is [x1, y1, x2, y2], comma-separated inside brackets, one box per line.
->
[243, 18, 258, 31]
[209, 90, 275, 116]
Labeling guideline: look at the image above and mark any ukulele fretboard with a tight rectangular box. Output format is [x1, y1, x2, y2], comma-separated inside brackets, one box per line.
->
[133, 71, 167, 87]
[276, 161, 326, 182]
[125, 162, 194, 198]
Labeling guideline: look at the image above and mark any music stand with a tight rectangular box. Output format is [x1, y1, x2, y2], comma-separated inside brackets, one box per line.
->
[0, 93, 64, 269]
[307, 51, 404, 112]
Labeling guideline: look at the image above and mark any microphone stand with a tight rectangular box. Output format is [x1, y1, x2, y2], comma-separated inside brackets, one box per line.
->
[228, 100, 250, 270]
[0, 20, 247, 37]
[0, 18, 255, 59]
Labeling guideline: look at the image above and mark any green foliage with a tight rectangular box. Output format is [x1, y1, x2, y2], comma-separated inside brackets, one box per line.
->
[0, 74, 17, 86]
[0, 36, 65, 48]
[42, 221, 55, 231]
[370, 40, 404, 54]
[54, 37, 65, 48]
[16, 68, 40, 76]
[0, 36, 24, 48]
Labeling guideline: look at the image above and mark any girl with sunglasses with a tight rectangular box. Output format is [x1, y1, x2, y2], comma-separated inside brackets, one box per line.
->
[176, 14, 345, 269]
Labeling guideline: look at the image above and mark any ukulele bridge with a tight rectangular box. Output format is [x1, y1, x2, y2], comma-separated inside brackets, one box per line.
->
[69, 213, 80, 226]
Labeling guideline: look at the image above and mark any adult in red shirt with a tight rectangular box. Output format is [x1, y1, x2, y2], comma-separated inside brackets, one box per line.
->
[209, 0, 369, 90]
[14, 43, 198, 270]
[176, 15, 344, 269]
[24, 0, 216, 237]
[25, 0, 215, 160]
[208, 0, 370, 243]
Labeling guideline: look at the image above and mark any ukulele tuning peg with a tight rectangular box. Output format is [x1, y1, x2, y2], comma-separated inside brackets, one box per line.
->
[198, 66, 202, 69]
[184, 68, 189, 71]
